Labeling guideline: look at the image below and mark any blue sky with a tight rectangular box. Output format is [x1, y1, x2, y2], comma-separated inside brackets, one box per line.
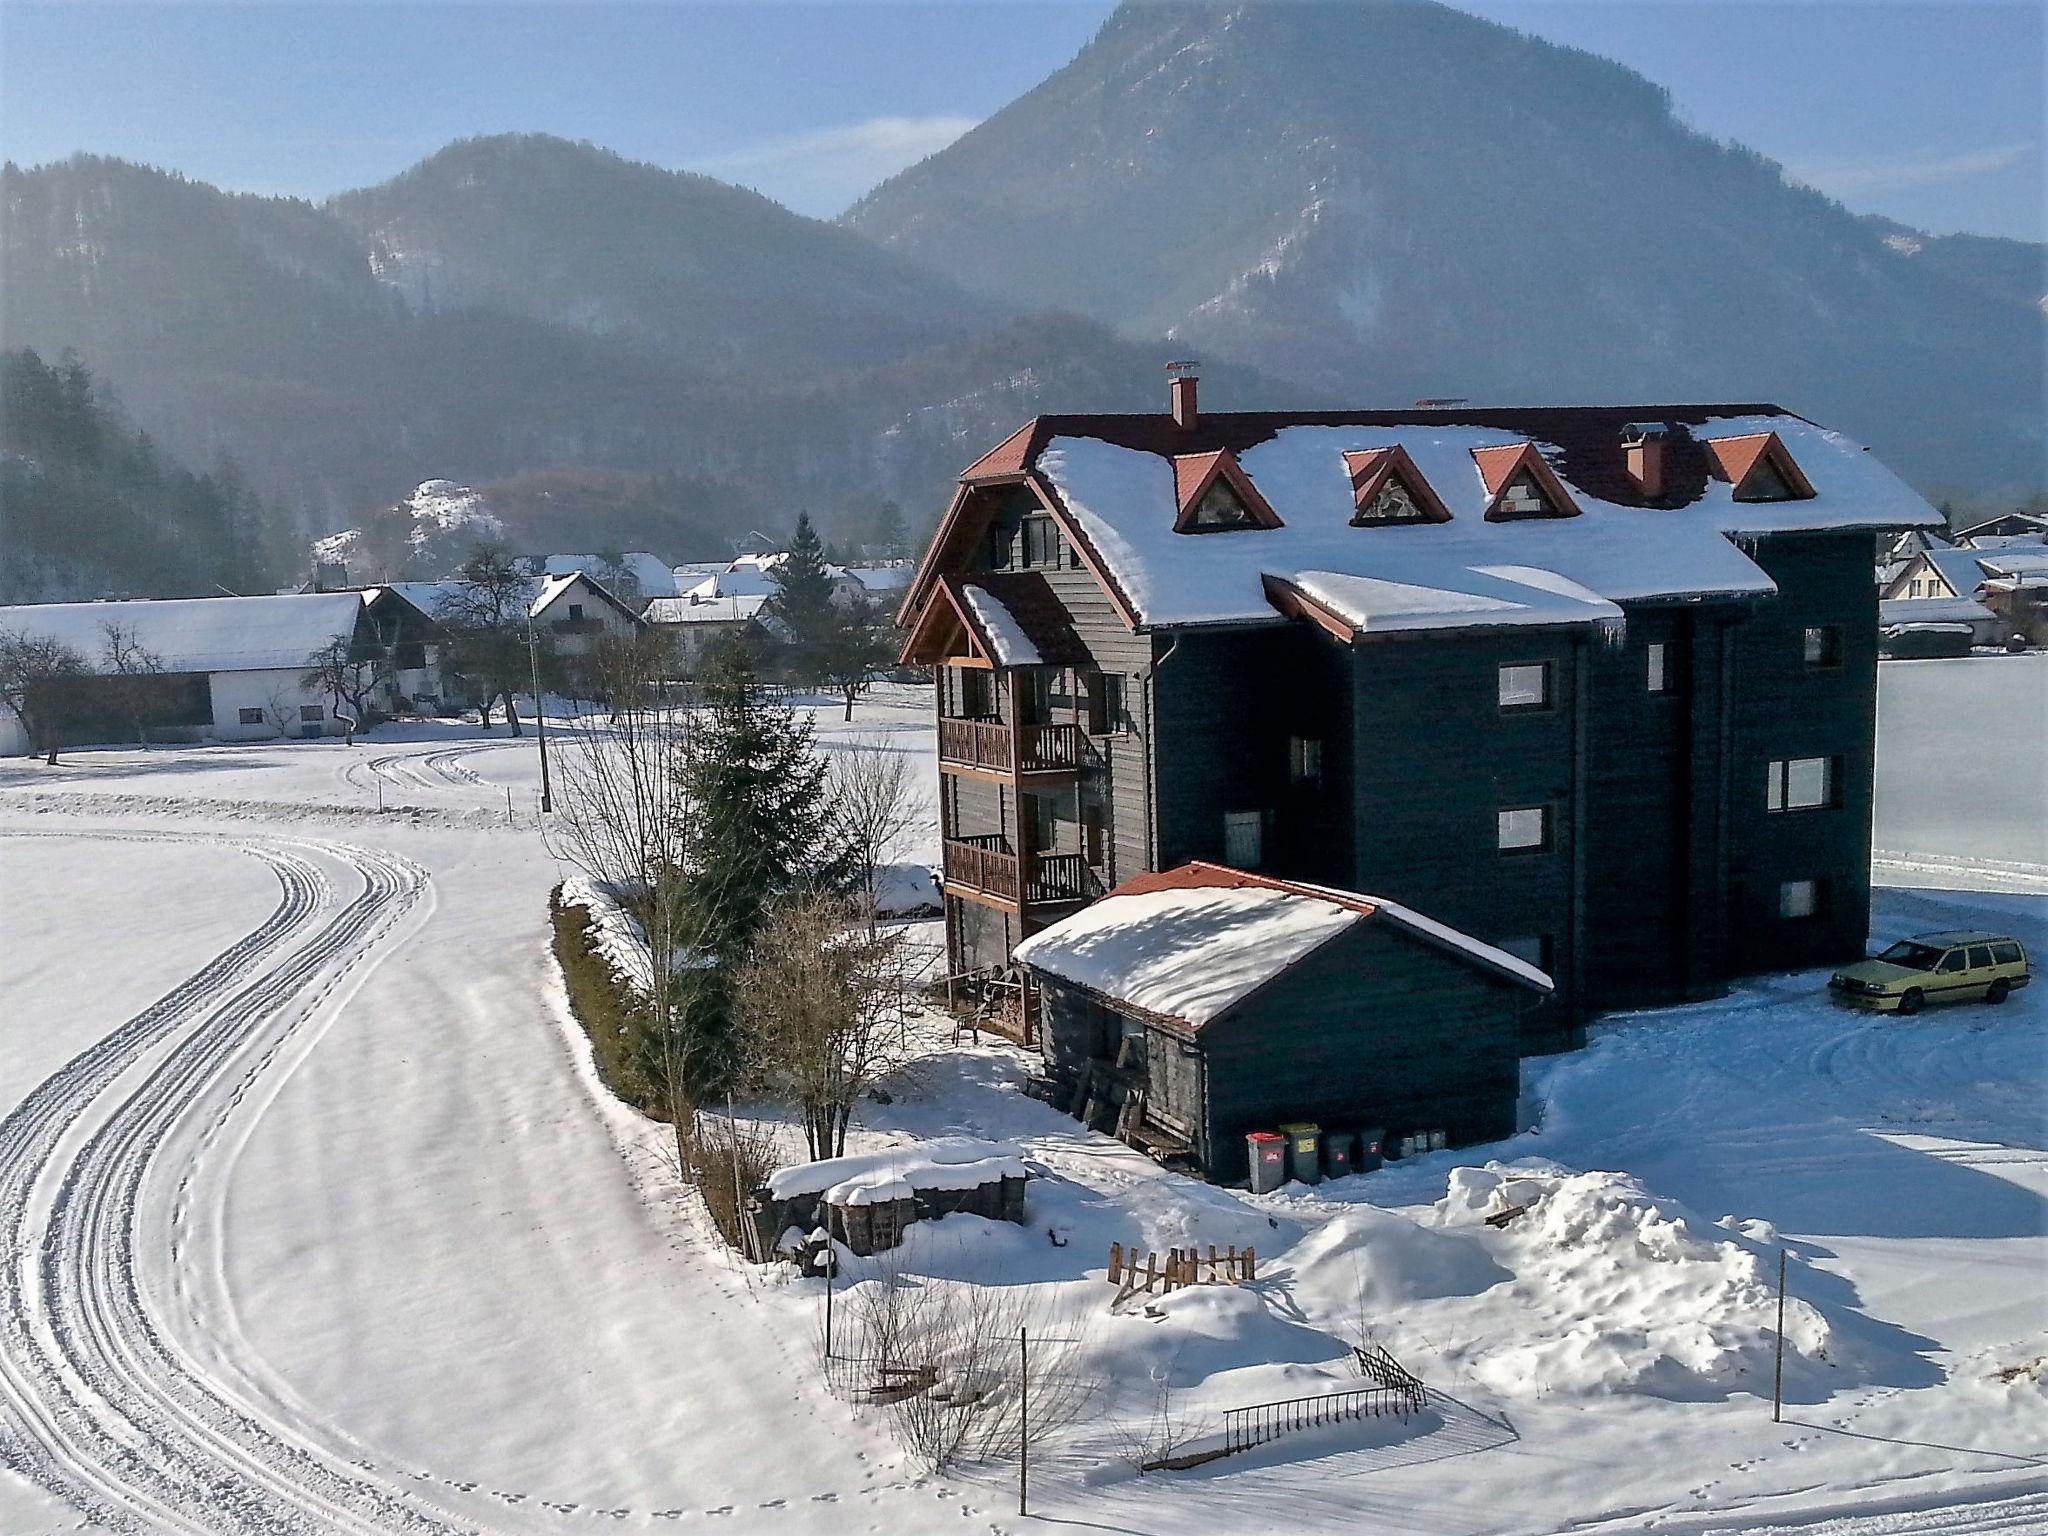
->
[1, 1, 2040, 240]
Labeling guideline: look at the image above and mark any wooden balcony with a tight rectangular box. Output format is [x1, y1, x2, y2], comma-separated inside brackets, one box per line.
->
[938, 718, 1087, 777]
[942, 837, 1095, 910]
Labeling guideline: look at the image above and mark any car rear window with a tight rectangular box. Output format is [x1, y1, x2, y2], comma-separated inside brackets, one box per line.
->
[1968, 946, 1994, 968]
[1992, 942, 2023, 965]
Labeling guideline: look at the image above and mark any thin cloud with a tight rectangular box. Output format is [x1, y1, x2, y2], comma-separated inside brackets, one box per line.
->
[689, 115, 979, 217]
[1788, 140, 2034, 196]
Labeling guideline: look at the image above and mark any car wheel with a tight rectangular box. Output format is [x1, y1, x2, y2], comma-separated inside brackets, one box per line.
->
[1898, 988, 1925, 1016]
[1987, 979, 2012, 1004]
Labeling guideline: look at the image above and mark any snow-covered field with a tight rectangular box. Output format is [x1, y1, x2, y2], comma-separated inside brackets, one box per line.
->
[0, 674, 2040, 1534]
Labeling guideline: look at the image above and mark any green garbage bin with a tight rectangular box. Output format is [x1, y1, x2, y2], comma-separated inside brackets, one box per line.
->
[1246, 1131, 1287, 1194]
[1276, 1121, 1323, 1185]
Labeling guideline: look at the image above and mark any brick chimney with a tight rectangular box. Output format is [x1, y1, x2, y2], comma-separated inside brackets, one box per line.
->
[1623, 423, 1669, 499]
[1167, 360, 1200, 429]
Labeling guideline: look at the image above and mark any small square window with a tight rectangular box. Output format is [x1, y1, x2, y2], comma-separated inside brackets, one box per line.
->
[1766, 756, 1834, 812]
[1498, 805, 1550, 852]
[1646, 642, 1671, 694]
[1498, 662, 1551, 710]
[568, 603, 585, 623]
[1289, 736, 1323, 784]
[238, 707, 265, 725]
[299, 705, 325, 722]
[1779, 879, 1820, 919]
[1803, 626, 1841, 667]
[1224, 810, 1264, 868]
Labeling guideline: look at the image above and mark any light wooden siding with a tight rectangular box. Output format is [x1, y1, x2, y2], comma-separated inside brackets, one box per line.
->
[1725, 531, 1879, 973]
[1343, 630, 1581, 1043]
[1034, 564, 1157, 885]
[1197, 923, 1523, 1183]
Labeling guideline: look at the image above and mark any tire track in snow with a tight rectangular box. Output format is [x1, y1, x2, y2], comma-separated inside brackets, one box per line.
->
[0, 827, 472, 1535]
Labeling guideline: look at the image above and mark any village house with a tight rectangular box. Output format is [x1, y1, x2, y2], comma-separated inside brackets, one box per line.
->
[0, 591, 378, 753]
[640, 591, 770, 672]
[517, 552, 679, 611]
[527, 571, 646, 659]
[1880, 540, 2048, 652]
[896, 375, 1943, 1052]
[1016, 863, 1550, 1181]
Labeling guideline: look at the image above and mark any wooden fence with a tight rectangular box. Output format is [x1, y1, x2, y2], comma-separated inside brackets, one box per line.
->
[1107, 1241, 1254, 1300]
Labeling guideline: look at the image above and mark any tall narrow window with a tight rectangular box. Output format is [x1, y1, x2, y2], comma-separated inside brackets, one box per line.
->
[1498, 805, 1551, 852]
[1803, 625, 1842, 668]
[1498, 662, 1551, 710]
[1083, 671, 1123, 735]
[1023, 516, 1059, 567]
[1766, 756, 1835, 812]
[1289, 736, 1323, 784]
[1081, 800, 1106, 867]
[1224, 810, 1264, 868]
[1646, 642, 1671, 694]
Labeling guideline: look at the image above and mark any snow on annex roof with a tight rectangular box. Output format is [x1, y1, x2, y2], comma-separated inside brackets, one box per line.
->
[1013, 862, 1551, 1032]
[522, 552, 678, 600]
[1012, 409, 1939, 633]
[642, 594, 769, 625]
[0, 592, 365, 675]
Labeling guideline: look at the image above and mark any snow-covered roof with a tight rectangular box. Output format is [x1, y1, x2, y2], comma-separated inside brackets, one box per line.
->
[683, 553, 858, 603]
[1957, 532, 2048, 552]
[1034, 413, 1933, 633]
[529, 571, 643, 624]
[1014, 863, 1550, 1031]
[0, 592, 365, 675]
[1878, 596, 1995, 628]
[642, 594, 769, 625]
[764, 1137, 1026, 1208]
[959, 584, 1042, 666]
[1909, 547, 1999, 598]
[844, 564, 914, 596]
[521, 553, 678, 600]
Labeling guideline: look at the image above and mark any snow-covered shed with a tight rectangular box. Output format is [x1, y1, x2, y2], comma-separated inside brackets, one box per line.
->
[749, 1138, 1029, 1257]
[0, 592, 372, 754]
[1015, 863, 1552, 1183]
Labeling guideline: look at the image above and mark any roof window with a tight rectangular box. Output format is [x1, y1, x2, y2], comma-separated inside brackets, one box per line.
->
[1172, 451, 1284, 535]
[1472, 443, 1580, 522]
[1343, 446, 1452, 526]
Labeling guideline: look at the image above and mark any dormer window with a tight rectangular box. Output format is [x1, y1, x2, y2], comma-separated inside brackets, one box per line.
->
[1472, 443, 1580, 522]
[1172, 450, 1284, 535]
[1344, 446, 1451, 526]
[1703, 431, 1815, 503]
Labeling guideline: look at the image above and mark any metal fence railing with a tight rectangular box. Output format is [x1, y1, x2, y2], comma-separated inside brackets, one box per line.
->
[1222, 1382, 1420, 1457]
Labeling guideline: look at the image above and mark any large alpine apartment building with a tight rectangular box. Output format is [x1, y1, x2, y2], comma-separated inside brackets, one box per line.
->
[896, 373, 1942, 1051]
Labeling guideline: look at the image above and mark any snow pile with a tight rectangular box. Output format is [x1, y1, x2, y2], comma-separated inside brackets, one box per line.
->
[764, 1136, 1025, 1207]
[558, 875, 655, 999]
[1430, 1164, 1835, 1401]
[959, 582, 1042, 666]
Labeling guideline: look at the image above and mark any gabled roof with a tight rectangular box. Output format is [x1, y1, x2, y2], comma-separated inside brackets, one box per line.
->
[1343, 445, 1452, 525]
[0, 592, 366, 675]
[1471, 442, 1582, 521]
[1953, 512, 2047, 543]
[1170, 450, 1284, 533]
[520, 552, 678, 600]
[529, 571, 646, 625]
[1012, 861, 1551, 1033]
[905, 405, 1937, 642]
[642, 594, 768, 625]
[901, 572, 1090, 669]
[1700, 430, 1816, 501]
[1888, 547, 1998, 601]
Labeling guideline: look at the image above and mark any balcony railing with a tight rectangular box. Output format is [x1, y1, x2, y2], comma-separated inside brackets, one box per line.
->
[942, 839, 1095, 908]
[938, 718, 1087, 775]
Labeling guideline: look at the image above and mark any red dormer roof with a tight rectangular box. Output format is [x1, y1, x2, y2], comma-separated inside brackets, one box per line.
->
[1471, 442, 1582, 521]
[1342, 445, 1453, 525]
[1170, 449, 1285, 534]
[1702, 431, 1816, 501]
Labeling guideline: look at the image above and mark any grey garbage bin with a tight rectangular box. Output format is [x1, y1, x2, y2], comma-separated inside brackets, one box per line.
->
[1354, 1127, 1386, 1174]
[1246, 1131, 1287, 1194]
[1323, 1129, 1356, 1178]
[1277, 1121, 1323, 1185]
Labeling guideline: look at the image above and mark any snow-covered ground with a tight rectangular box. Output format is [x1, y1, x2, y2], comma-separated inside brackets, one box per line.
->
[0, 675, 2040, 1534]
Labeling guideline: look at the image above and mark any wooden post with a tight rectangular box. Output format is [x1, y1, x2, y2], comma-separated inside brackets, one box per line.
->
[1145, 1253, 1158, 1294]
[1245, 1247, 1256, 1281]
[1773, 1248, 1787, 1423]
[1208, 1244, 1218, 1282]
[1108, 1242, 1122, 1285]
[1018, 1326, 1029, 1516]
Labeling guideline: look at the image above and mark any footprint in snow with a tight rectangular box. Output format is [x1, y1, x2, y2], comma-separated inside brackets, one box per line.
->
[707, 1505, 734, 1516]
[811, 1493, 839, 1503]
[758, 1499, 785, 1509]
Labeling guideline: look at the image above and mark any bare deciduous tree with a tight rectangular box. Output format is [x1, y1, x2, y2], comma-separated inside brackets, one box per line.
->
[98, 621, 167, 747]
[0, 629, 89, 764]
[546, 630, 704, 1160]
[301, 633, 377, 734]
[734, 892, 908, 1160]
[827, 731, 928, 928]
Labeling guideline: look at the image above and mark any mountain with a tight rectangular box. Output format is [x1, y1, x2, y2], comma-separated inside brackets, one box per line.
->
[845, 0, 2046, 493]
[0, 146, 1283, 594]
[326, 135, 995, 376]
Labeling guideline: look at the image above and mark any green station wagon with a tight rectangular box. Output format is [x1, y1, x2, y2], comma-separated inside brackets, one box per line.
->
[1830, 931, 2032, 1014]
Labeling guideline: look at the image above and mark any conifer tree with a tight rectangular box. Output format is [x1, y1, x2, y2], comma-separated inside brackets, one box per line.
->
[767, 512, 839, 685]
[673, 641, 842, 1095]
